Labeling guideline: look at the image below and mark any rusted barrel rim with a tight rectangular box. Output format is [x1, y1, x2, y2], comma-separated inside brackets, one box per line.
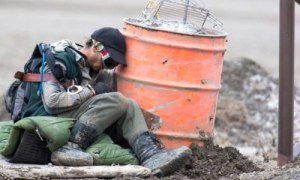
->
[123, 18, 228, 38]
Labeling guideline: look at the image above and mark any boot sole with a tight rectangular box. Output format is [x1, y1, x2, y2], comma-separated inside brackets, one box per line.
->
[151, 146, 192, 177]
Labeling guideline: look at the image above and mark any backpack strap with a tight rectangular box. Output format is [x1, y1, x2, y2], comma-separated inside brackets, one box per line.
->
[14, 71, 75, 89]
[28, 119, 48, 141]
[38, 43, 68, 84]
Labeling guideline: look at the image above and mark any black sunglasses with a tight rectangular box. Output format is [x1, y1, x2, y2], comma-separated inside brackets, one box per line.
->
[103, 58, 119, 69]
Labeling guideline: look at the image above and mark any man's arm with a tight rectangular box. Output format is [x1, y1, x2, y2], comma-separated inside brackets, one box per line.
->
[41, 80, 92, 115]
[41, 64, 93, 115]
[96, 69, 116, 91]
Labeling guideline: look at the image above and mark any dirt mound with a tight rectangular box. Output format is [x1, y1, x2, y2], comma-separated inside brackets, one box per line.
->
[104, 141, 260, 180]
[170, 141, 260, 180]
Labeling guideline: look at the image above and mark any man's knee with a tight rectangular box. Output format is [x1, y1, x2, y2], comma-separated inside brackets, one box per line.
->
[128, 98, 141, 109]
[109, 92, 129, 113]
[90, 92, 129, 114]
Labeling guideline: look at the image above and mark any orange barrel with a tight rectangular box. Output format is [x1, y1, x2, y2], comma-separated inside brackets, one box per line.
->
[115, 19, 228, 149]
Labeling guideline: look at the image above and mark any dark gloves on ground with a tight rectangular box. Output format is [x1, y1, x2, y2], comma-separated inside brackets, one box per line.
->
[92, 83, 112, 95]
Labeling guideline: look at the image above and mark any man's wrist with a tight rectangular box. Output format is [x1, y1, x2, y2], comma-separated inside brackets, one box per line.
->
[91, 89, 96, 96]
[86, 84, 95, 96]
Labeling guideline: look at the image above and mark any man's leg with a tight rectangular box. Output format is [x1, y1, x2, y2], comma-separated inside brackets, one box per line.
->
[103, 98, 149, 146]
[99, 98, 192, 177]
[57, 92, 192, 177]
[111, 99, 148, 146]
[52, 92, 134, 166]
[58, 92, 142, 149]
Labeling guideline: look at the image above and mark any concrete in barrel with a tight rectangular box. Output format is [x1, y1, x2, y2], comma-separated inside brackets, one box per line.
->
[116, 19, 228, 149]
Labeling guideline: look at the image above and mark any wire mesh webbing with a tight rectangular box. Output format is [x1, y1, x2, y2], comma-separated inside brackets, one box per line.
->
[137, 0, 223, 30]
[156, 0, 208, 26]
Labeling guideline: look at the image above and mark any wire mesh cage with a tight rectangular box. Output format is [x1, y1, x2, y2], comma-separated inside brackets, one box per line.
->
[137, 0, 223, 30]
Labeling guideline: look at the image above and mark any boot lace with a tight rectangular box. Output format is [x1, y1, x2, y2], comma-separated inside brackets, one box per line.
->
[150, 133, 165, 149]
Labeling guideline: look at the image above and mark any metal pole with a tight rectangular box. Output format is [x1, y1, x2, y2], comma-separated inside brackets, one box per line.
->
[278, 0, 295, 166]
[183, 0, 189, 24]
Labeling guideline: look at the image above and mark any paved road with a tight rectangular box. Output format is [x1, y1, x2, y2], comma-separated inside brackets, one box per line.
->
[0, 0, 299, 94]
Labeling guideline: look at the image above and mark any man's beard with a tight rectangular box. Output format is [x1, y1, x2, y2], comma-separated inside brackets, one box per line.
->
[84, 60, 91, 68]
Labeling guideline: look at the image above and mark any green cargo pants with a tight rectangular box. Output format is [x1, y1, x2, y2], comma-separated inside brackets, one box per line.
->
[58, 92, 148, 149]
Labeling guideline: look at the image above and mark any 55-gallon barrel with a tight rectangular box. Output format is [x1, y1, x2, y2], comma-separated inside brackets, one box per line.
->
[116, 19, 228, 149]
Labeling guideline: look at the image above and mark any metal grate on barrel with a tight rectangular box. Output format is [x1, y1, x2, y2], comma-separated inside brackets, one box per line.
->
[138, 0, 223, 30]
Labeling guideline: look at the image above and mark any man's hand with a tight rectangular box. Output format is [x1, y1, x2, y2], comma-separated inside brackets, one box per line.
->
[92, 83, 112, 95]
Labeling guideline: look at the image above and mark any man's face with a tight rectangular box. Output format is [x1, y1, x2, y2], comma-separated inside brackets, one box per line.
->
[85, 45, 120, 71]
[86, 46, 105, 72]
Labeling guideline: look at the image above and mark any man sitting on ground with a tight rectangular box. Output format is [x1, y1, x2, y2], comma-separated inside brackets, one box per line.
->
[41, 27, 191, 176]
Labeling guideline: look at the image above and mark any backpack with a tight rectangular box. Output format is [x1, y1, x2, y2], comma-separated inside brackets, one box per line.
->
[4, 43, 82, 123]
